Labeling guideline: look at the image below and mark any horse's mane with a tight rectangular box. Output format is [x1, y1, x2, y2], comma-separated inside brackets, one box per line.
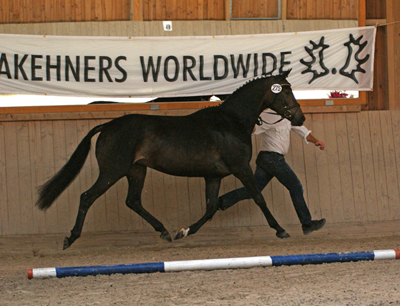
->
[201, 73, 282, 109]
[222, 73, 277, 104]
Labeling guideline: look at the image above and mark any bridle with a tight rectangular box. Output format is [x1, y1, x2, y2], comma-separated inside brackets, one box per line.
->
[257, 83, 300, 125]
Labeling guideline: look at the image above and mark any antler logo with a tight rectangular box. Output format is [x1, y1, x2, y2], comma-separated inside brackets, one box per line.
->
[300, 37, 330, 84]
[339, 34, 370, 84]
[300, 34, 371, 85]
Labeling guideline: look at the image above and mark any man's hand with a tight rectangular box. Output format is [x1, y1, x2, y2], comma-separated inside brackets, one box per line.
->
[306, 133, 325, 150]
[315, 141, 325, 150]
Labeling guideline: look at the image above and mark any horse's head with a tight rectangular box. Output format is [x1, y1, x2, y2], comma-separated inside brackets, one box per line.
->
[263, 70, 305, 126]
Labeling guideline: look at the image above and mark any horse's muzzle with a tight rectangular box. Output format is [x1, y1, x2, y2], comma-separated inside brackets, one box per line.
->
[292, 114, 306, 126]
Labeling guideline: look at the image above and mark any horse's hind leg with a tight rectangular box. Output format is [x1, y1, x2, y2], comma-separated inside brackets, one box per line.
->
[175, 177, 221, 240]
[64, 173, 120, 250]
[126, 164, 172, 242]
[234, 166, 290, 239]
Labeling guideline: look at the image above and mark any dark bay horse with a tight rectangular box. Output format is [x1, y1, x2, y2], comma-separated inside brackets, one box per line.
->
[36, 70, 305, 249]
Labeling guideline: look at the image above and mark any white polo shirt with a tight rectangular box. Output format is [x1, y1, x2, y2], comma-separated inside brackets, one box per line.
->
[254, 109, 311, 156]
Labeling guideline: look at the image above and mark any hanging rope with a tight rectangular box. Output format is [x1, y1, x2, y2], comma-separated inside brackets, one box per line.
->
[374, 20, 400, 28]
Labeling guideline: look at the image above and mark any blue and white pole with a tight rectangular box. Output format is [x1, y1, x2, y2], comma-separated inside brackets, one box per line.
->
[28, 248, 400, 279]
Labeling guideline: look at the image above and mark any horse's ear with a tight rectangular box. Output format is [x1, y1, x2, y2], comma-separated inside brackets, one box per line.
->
[281, 69, 292, 78]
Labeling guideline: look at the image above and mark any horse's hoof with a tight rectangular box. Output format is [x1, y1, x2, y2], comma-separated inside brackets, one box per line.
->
[174, 228, 190, 240]
[63, 237, 71, 250]
[276, 230, 290, 239]
[160, 231, 172, 242]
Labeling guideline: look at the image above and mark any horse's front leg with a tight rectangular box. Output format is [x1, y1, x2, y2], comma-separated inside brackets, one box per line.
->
[175, 177, 221, 240]
[234, 165, 290, 239]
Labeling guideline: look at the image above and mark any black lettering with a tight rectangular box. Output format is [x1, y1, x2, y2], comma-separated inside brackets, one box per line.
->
[65, 56, 80, 81]
[164, 56, 179, 82]
[199, 55, 211, 81]
[31, 55, 43, 81]
[46, 55, 61, 81]
[99, 56, 113, 82]
[0, 53, 12, 79]
[279, 51, 292, 74]
[115, 56, 127, 83]
[213, 55, 228, 80]
[140, 56, 162, 82]
[14, 54, 28, 80]
[253, 53, 259, 77]
[262, 53, 277, 75]
[84, 56, 96, 82]
[230, 54, 251, 78]
[183, 56, 197, 81]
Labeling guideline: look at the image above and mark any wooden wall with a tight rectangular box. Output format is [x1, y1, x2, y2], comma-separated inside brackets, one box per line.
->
[286, 0, 358, 19]
[366, 0, 386, 19]
[0, 18, 357, 36]
[231, 0, 279, 19]
[140, 0, 280, 20]
[1, 109, 400, 236]
[141, 0, 226, 20]
[0, 0, 132, 23]
[0, 0, 360, 24]
[385, 2, 400, 110]
[367, 26, 388, 110]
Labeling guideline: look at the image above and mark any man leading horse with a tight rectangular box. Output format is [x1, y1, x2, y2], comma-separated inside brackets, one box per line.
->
[218, 107, 326, 235]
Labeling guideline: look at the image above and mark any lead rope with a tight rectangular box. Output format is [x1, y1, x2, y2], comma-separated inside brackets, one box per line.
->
[257, 112, 284, 125]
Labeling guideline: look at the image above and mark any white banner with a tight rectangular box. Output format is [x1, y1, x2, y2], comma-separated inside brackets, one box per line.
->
[0, 26, 376, 97]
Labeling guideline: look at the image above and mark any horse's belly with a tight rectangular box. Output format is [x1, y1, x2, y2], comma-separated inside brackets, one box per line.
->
[140, 158, 231, 177]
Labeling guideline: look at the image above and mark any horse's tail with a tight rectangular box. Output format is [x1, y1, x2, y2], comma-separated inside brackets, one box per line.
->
[36, 124, 105, 211]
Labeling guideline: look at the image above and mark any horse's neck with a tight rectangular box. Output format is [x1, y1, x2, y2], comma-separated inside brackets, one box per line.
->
[220, 91, 266, 133]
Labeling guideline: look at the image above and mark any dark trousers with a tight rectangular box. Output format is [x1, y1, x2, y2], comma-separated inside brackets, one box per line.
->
[219, 151, 312, 225]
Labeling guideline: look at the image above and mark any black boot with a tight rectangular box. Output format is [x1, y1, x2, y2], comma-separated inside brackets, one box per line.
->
[302, 218, 326, 235]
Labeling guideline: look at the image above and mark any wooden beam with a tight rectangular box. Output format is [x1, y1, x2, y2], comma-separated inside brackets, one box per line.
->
[366, 19, 387, 26]
[224, 0, 230, 21]
[0, 102, 221, 116]
[129, 0, 134, 20]
[358, 0, 366, 26]
[302, 104, 361, 113]
[356, 0, 368, 109]
[386, 0, 400, 110]
[281, 0, 287, 20]
[299, 97, 367, 106]
[0, 103, 361, 122]
[130, 0, 143, 21]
